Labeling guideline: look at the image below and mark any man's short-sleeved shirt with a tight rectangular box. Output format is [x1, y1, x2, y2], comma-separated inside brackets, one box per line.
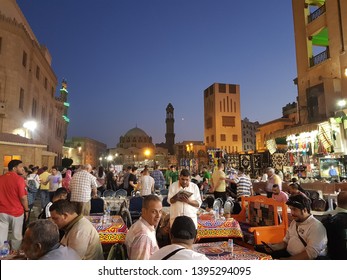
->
[0, 171, 27, 216]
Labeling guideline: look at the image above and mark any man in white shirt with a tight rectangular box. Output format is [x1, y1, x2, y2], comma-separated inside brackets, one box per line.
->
[150, 216, 208, 260]
[267, 194, 327, 259]
[125, 195, 162, 260]
[168, 169, 202, 228]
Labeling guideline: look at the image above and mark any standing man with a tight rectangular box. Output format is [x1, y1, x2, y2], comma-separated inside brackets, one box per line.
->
[69, 164, 98, 216]
[39, 166, 51, 209]
[125, 195, 162, 260]
[211, 162, 229, 203]
[168, 169, 202, 228]
[151, 165, 166, 192]
[234, 167, 253, 199]
[0, 160, 29, 250]
[43, 166, 62, 202]
[265, 167, 282, 198]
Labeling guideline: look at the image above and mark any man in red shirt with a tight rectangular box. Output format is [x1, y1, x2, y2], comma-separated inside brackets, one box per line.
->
[0, 160, 29, 250]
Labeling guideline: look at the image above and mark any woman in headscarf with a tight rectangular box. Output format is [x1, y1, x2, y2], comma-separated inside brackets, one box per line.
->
[62, 169, 72, 193]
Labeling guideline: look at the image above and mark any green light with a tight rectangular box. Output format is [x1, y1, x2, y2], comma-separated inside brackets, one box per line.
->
[64, 102, 70, 107]
[62, 115, 70, 122]
[60, 88, 69, 94]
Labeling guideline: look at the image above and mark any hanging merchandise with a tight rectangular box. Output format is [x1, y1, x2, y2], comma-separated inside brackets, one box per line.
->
[266, 139, 277, 154]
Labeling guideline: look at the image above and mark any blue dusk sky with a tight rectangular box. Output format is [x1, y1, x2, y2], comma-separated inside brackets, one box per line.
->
[16, 0, 298, 148]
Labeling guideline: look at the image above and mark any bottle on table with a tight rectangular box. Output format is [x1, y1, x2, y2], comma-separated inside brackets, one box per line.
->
[227, 239, 234, 256]
[220, 207, 225, 220]
[0, 241, 10, 258]
[214, 205, 219, 220]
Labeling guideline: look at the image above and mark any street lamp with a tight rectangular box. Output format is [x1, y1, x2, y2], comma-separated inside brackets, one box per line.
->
[107, 155, 113, 169]
[99, 157, 103, 166]
[23, 120, 37, 139]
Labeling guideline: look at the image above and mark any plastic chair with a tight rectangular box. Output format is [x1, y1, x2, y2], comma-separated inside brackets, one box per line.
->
[103, 190, 116, 198]
[160, 189, 169, 195]
[115, 189, 127, 197]
[120, 207, 132, 229]
[90, 197, 105, 215]
[162, 196, 170, 207]
[129, 196, 143, 222]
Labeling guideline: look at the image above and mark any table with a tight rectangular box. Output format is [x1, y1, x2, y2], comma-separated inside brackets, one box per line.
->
[87, 215, 128, 244]
[197, 217, 243, 240]
[193, 241, 272, 260]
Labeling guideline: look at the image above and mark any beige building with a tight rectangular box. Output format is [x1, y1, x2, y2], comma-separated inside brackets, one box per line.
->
[108, 127, 169, 168]
[292, 0, 347, 124]
[63, 137, 107, 168]
[241, 118, 259, 152]
[0, 0, 68, 166]
[204, 83, 242, 153]
[0, 133, 56, 174]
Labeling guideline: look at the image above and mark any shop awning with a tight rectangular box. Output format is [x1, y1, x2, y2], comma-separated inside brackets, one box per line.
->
[265, 122, 320, 141]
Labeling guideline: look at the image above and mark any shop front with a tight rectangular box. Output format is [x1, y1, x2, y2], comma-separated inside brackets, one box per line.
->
[265, 119, 347, 180]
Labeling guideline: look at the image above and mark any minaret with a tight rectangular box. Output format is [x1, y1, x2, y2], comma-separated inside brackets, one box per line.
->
[60, 79, 69, 141]
[165, 103, 175, 155]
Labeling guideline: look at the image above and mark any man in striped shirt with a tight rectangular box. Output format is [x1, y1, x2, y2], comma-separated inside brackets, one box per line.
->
[235, 167, 253, 199]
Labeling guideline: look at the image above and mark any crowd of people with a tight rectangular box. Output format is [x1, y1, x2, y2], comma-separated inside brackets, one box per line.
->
[0, 159, 346, 260]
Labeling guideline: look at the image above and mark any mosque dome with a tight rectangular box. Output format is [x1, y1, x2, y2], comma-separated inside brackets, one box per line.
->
[124, 127, 149, 138]
[117, 127, 153, 149]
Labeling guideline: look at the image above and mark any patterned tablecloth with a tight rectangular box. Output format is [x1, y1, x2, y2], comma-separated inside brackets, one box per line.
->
[87, 215, 128, 244]
[193, 241, 272, 260]
[197, 217, 243, 240]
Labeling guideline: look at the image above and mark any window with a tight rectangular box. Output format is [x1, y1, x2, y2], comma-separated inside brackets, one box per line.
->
[41, 107, 46, 123]
[211, 135, 215, 142]
[232, 135, 238, 142]
[220, 134, 226, 141]
[36, 66, 40, 80]
[19, 88, 24, 110]
[32, 98, 37, 117]
[229, 84, 236, 93]
[51, 87, 54, 98]
[3, 155, 21, 170]
[44, 77, 48, 89]
[219, 83, 226, 93]
[206, 136, 209, 143]
[205, 117, 212, 129]
[0, 37, 2, 54]
[222, 116, 235, 127]
[22, 51, 27, 67]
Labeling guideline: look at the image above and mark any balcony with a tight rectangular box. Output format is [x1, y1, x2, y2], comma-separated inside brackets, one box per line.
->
[308, 4, 326, 23]
[309, 47, 329, 67]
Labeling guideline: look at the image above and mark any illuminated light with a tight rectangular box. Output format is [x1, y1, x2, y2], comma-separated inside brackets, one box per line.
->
[60, 88, 69, 94]
[23, 121, 37, 131]
[344, 68, 347, 77]
[144, 149, 150, 157]
[64, 102, 70, 107]
[107, 155, 113, 161]
[62, 115, 70, 122]
[337, 99, 346, 107]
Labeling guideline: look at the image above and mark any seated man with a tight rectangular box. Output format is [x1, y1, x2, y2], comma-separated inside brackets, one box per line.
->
[266, 194, 328, 260]
[49, 200, 104, 260]
[150, 216, 208, 260]
[21, 219, 80, 260]
[272, 184, 288, 203]
[125, 194, 162, 260]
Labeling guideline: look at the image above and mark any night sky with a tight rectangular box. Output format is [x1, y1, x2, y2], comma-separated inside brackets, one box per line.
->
[16, 0, 298, 148]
